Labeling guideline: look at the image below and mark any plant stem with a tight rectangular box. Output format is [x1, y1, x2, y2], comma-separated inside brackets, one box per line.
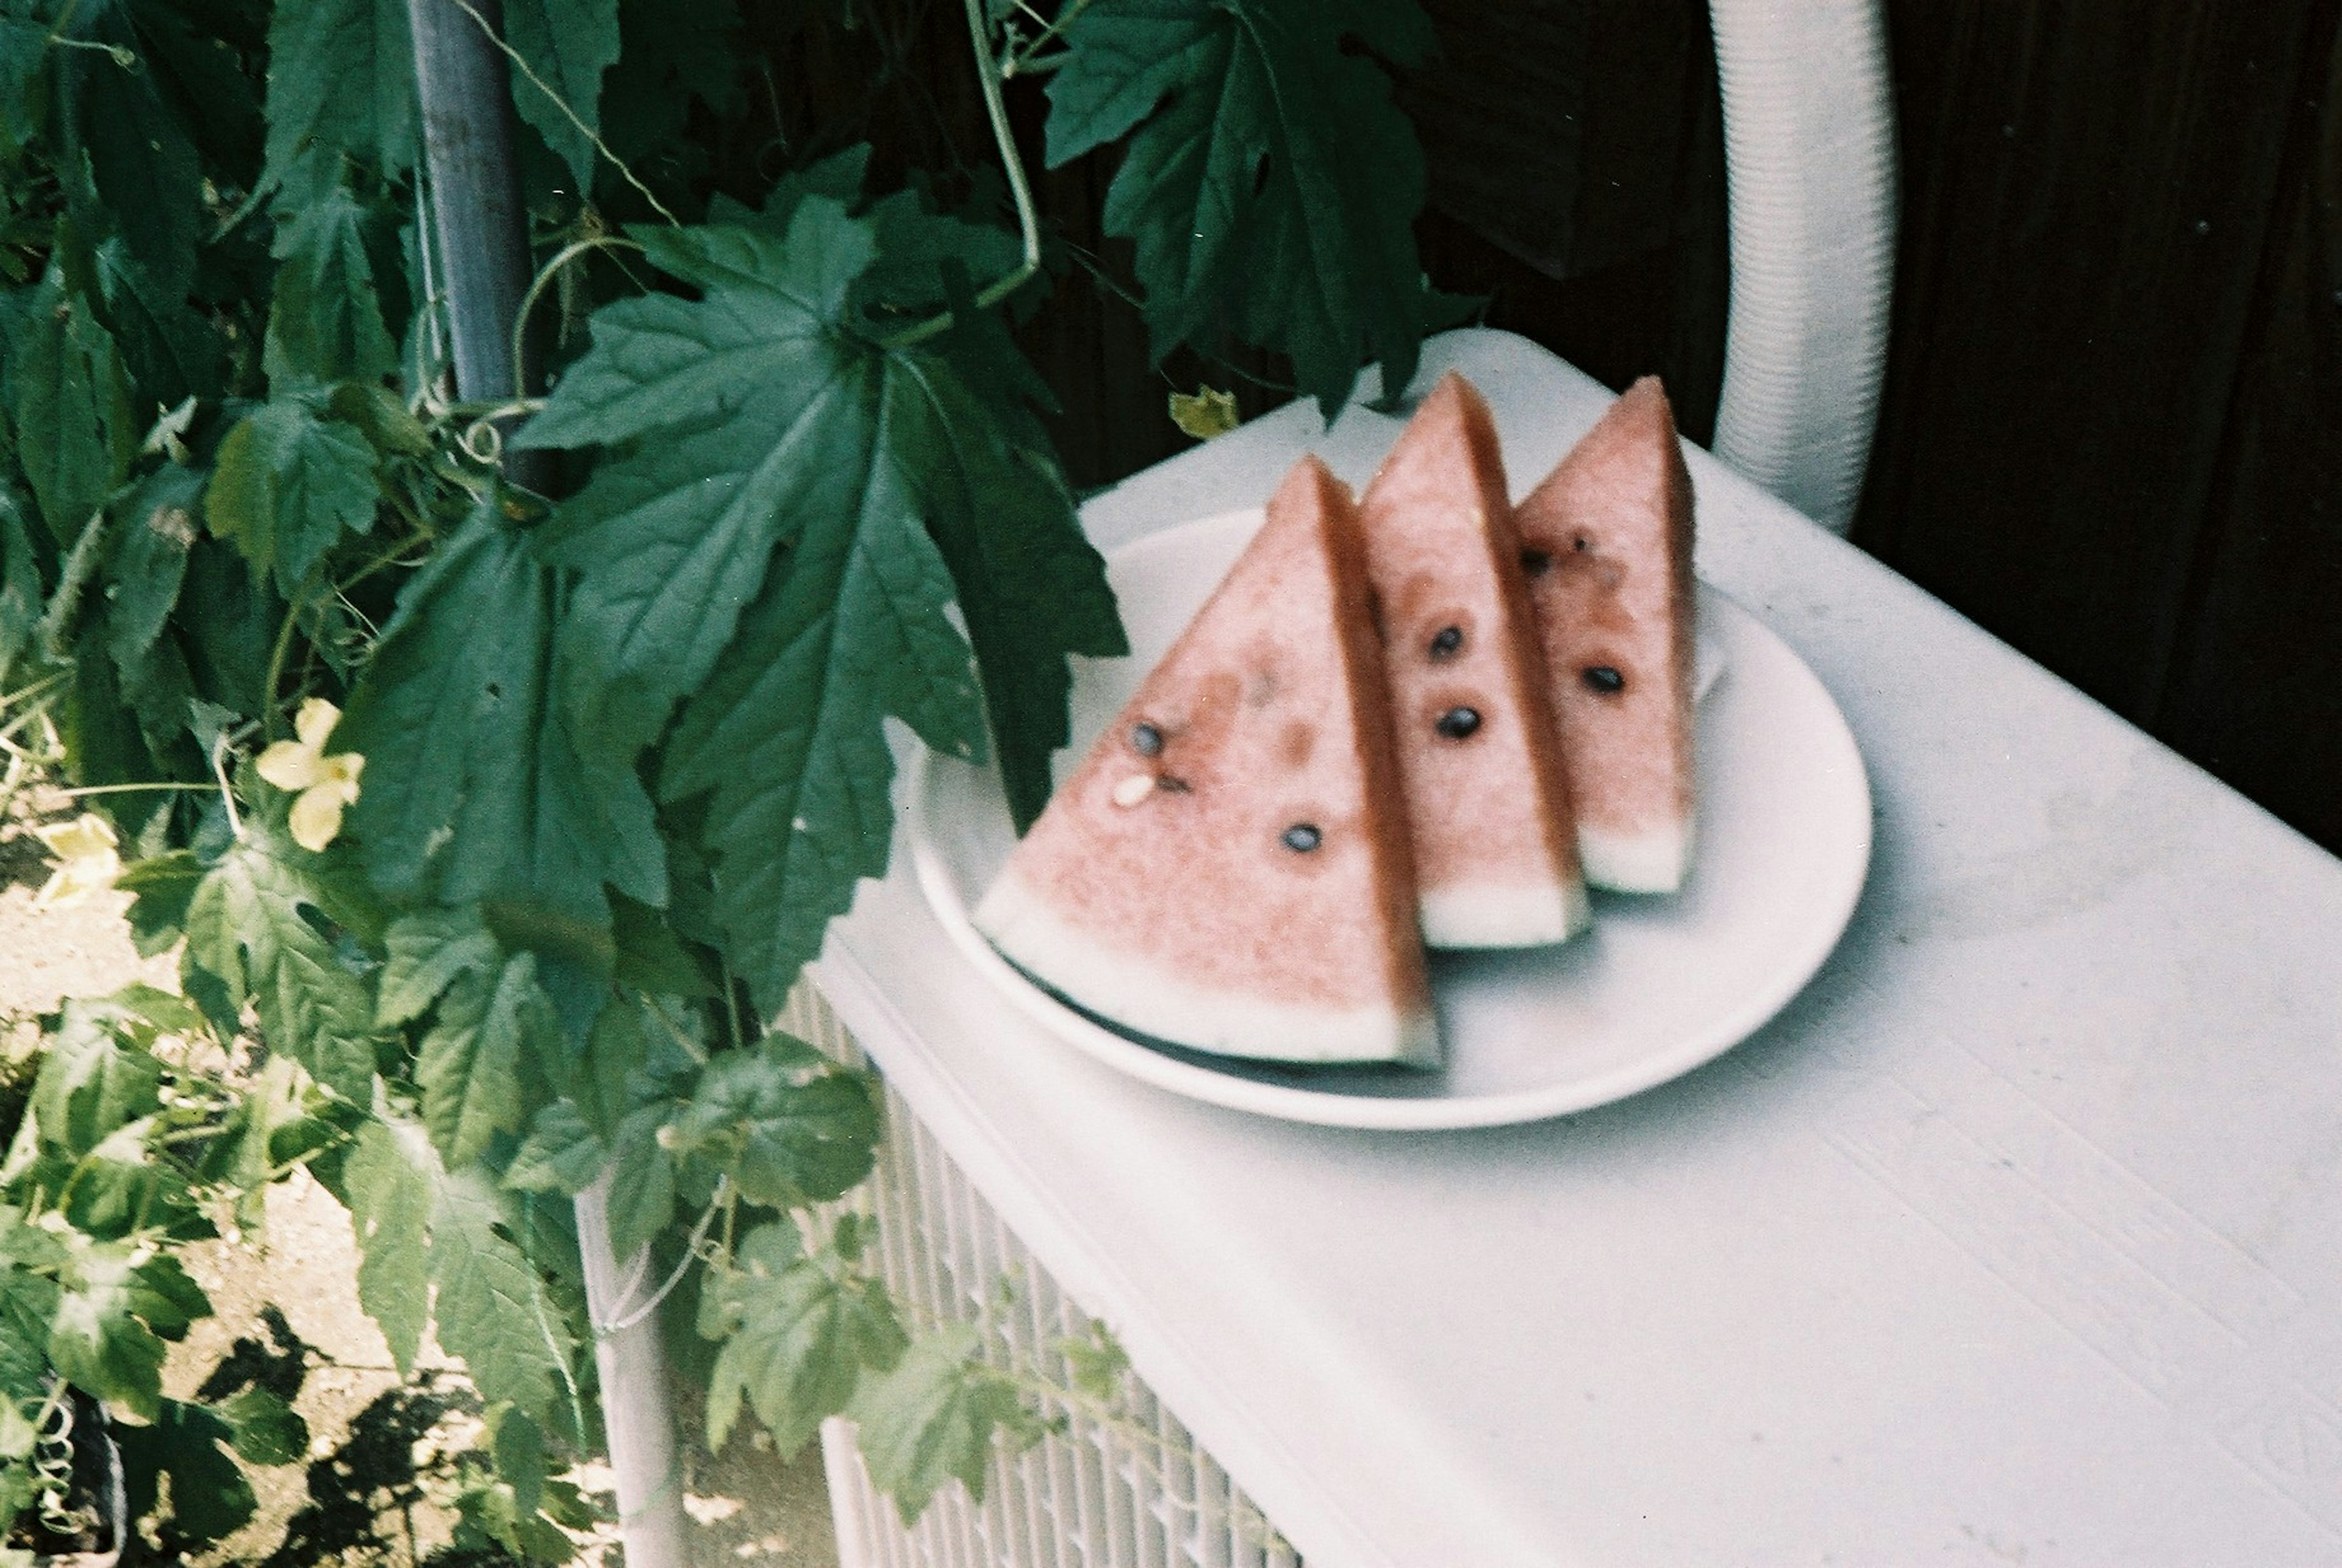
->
[1003, 0, 1090, 75]
[49, 782, 202, 798]
[510, 234, 645, 403]
[876, 0, 1045, 351]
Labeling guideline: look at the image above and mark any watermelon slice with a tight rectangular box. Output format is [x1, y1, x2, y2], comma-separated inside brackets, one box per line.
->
[1358, 373, 1591, 948]
[973, 456, 1438, 1065]
[1512, 376, 1697, 892]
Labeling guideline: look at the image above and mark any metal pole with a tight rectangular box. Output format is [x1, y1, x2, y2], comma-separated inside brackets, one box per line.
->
[406, 5, 687, 1563]
[408, 0, 532, 404]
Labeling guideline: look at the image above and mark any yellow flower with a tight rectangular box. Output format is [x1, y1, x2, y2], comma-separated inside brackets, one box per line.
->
[32, 812, 121, 908]
[256, 698, 366, 852]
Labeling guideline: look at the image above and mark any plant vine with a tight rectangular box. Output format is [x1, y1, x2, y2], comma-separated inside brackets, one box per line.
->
[0, 0, 1446, 1555]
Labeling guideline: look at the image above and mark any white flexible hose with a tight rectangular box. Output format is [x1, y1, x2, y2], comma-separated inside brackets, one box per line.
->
[1707, 0, 1900, 534]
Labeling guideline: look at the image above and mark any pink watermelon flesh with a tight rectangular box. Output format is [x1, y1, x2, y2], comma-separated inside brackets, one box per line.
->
[1511, 376, 1697, 893]
[974, 456, 1438, 1065]
[1358, 373, 1590, 948]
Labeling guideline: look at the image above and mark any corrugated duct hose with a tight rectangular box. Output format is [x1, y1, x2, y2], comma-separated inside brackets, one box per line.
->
[1707, 0, 1900, 536]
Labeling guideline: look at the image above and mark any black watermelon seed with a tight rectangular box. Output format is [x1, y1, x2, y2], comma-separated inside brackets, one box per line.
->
[1428, 625, 1463, 659]
[1155, 775, 1191, 794]
[1281, 823, 1322, 853]
[1131, 721, 1164, 756]
[1435, 706, 1483, 739]
[1583, 665, 1625, 694]
[1520, 548, 1553, 577]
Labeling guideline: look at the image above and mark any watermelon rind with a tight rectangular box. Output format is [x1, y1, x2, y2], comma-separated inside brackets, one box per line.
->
[975, 868, 1441, 1067]
[1418, 878, 1591, 950]
[1578, 822, 1696, 896]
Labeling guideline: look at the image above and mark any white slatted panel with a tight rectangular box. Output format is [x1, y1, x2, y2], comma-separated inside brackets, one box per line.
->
[778, 986, 1303, 1568]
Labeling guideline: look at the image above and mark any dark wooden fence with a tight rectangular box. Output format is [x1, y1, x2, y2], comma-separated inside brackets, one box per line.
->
[1405, 0, 2342, 858]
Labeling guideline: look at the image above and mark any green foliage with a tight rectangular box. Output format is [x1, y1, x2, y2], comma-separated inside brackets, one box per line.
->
[0, 0, 1449, 1540]
[506, 0, 621, 190]
[701, 1220, 904, 1456]
[850, 1323, 1042, 1522]
[1045, 0, 1435, 414]
[338, 507, 667, 927]
[184, 836, 384, 1103]
[206, 399, 379, 595]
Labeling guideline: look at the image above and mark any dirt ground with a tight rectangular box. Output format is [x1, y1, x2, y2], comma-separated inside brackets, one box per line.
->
[0, 797, 839, 1567]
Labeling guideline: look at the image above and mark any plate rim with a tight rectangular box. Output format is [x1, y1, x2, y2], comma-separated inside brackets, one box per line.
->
[908, 509, 1873, 1130]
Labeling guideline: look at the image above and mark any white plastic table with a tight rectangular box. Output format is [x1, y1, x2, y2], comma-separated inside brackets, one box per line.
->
[814, 329, 2342, 1566]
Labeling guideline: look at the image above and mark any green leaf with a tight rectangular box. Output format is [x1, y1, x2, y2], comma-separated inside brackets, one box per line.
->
[96, 238, 223, 406]
[49, 1244, 207, 1419]
[261, 0, 417, 181]
[675, 1036, 878, 1206]
[0, 486, 44, 687]
[431, 1167, 577, 1427]
[342, 1118, 431, 1373]
[610, 892, 715, 997]
[183, 839, 382, 1103]
[0, 1266, 56, 1408]
[102, 460, 202, 670]
[264, 173, 401, 388]
[603, 1103, 676, 1261]
[503, 1097, 606, 1195]
[1058, 1321, 1131, 1402]
[504, 0, 620, 191]
[114, 1398, 258, 1545]
[0, 18, 49, 163]
[378, 904, 502, 1028]
[204, 399, 379, 595]
[518, 206, 897, 748]
[26, 995, 165, 1158]
[8, 265, 135, 545]
[417, 952, 554, 1169]
[120, 846, 209, 962]
[56, 0, 204, 293]
[704, 1223, 903, 1455]
[338, 509, 667, 927]
[887, 346, 1122, 829]
[218, 1384, 309, 1466]
[490, 1403, 549, 1516]
[850, 1324, 1036, 1522]
[1044, 0, 1433, 414]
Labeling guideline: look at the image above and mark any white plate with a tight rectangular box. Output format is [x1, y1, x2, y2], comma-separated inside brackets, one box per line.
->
[910, 509, 1871, 1129]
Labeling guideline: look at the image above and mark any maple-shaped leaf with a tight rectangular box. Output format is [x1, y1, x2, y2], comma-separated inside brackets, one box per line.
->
[520, 196, 1117, 1005]
[204, 399, 378, 595]
[505, 0, 620, 191]
[337, 507, 667, 926]
[262, 0, 417, 184]
[673, 1035, 878, 1206]
[705, 1236, 905, 1456]
[1044, 0, 1435, 415]
[183, 839, 382, 1103]
[264, 168, 401, 388]
[850, 1323, 1041, 1522]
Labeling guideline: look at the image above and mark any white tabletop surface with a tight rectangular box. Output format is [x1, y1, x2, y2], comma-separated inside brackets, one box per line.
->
[815, 330, 2342, 1566]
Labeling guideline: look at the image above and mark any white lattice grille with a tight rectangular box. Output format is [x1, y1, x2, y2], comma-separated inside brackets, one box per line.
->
[779, 986, 1301, 1568]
